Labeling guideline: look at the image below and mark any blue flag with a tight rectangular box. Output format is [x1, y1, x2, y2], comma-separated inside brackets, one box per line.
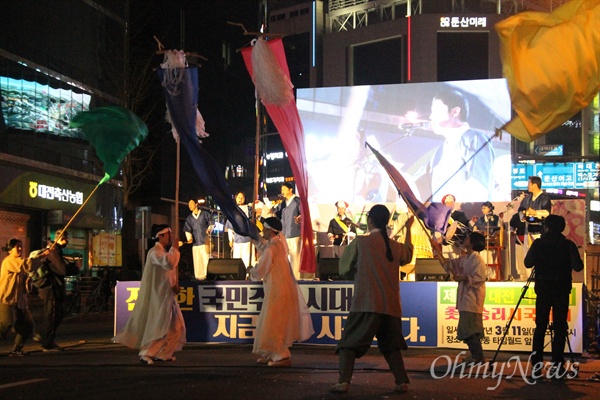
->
[157, 67, 259, 240]
[366, 142, 451, 234]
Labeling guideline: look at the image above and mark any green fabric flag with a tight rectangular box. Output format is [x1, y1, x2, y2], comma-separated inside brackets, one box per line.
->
[70, 106, 149, 184]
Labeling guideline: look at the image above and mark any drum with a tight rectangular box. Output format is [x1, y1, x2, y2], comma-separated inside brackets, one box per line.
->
[444, 221, 469, 245]
[485, 231, 501, 248]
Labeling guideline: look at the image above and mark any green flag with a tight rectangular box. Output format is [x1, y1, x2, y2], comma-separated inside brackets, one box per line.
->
[70, 106, 149, 184]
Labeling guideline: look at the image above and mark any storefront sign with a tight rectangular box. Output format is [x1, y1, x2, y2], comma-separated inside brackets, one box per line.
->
[534, 144, 563, 156]
[29, 180, 84, 205]
[0, 167, 96, 212]
[512, 162, 599, 190]
[439, 16, 487, 28]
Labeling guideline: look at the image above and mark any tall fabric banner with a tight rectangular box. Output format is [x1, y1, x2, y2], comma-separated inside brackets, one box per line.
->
[242, 38, 316, 274]
[366, 143, 451, 234]
[496, 0, 600, 142]
[157, 67, 259, 240]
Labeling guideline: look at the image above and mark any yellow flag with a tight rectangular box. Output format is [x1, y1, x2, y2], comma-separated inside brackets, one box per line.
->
[496, 0, 600, 142]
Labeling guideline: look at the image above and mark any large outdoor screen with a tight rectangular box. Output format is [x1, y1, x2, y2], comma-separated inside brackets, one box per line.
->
[1, 76, 90, 138]
[298, 79, 512, 213]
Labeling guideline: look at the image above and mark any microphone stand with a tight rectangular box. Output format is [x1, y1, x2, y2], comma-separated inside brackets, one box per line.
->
[485, 214, 492, 273]
[502, 193, 523, 280]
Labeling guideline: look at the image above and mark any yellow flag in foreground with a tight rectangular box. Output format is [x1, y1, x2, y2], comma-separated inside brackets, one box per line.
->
[496, 0, 600, 142]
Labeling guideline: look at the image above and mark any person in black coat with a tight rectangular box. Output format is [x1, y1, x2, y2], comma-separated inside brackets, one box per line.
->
[35, 229, 69, 351]
[524, 215, 583, 375]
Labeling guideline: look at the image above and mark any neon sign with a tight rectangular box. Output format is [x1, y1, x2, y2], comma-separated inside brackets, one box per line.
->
[29, 181, 84, 205]
[439, 16, 487, 28]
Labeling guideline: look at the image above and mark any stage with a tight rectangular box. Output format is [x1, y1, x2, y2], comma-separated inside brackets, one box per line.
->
[114, 280, 584, 353]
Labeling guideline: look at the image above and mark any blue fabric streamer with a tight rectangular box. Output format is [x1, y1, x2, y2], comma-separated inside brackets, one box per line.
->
[157, 67, 259, 241]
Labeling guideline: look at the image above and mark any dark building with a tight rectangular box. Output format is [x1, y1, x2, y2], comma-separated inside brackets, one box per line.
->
[263, 0, 598, 205]
[0, 1, 127, 272]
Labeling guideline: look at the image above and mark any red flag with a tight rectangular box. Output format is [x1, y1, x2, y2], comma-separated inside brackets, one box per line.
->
[242, 38, 316, 274]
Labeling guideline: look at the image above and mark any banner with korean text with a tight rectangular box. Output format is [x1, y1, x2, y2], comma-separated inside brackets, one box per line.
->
[114, 281, 583, 352]
[438, 282, 584, 352]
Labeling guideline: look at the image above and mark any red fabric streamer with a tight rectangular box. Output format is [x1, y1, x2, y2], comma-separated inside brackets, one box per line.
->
[242, 38, 316, 274]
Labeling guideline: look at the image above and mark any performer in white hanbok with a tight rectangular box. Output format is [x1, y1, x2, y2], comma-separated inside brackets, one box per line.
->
[249, 217, 314, 367]
[113, 224, 186, 365]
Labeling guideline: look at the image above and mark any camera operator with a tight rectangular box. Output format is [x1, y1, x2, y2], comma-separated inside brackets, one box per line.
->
[524, 215, 583, 376]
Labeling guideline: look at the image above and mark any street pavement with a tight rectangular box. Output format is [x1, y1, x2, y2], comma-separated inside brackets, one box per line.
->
[1, 302, 600, 399]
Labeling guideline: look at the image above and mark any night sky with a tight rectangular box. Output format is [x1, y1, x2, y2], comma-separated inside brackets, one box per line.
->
[132, 0, 266, 161]
[128, 1, 272, 201]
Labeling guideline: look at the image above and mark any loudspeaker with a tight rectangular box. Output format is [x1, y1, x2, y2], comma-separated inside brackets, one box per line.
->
[207, 258, 246, 280]
[315, 232, 331, 246]
[317, 245, 335, 259]
[318, 258, 346, 281]
[415, 258, 449, 281]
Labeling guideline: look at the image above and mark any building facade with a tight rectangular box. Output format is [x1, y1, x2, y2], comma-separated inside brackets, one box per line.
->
[263, 0, 598, 233]
[0, 1, 126, 271]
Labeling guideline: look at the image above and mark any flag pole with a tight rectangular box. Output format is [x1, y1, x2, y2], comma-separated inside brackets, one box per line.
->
[365, 143, 452, 274]
[49, 173, 108, 251]
[397, 191, 451, 269]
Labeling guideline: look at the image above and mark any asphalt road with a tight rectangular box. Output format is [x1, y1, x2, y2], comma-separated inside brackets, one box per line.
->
[1, 310, 600, 399]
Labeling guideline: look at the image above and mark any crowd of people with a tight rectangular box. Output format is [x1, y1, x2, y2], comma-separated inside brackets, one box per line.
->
[0, 175, 585, 393]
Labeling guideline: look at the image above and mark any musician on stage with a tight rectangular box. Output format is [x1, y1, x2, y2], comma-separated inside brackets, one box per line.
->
[509, 211, 528, 281]
[225, 192, 254, 268]
[519, 176, 552, 252]
[327, 201, 356, 258]
[441, 194, 471, 260]
[471, 201, 500, 235]
[273, 182, 302, 279]
[390, 201, 433, 281]
[470, 201, 501, 280]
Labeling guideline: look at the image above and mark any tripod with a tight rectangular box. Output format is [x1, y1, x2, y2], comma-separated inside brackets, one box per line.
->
[489, 269, 536, 367]
[489, 269, 578, 373]
[545, 322, 576, 365]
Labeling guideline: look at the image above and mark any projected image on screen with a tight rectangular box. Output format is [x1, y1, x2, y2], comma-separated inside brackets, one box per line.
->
[297, 79, 512, 208]
[1, 76, 91, 138]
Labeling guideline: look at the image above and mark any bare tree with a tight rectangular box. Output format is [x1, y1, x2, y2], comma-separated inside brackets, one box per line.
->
[96, 0, 167, 207]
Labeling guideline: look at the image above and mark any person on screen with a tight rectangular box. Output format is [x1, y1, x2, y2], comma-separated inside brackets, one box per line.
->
[427, 88, 495, 202]
[330, 205, 413, 394]
[274, 182, 302, 279]
[225, 192, 254, 267]
[431, 231, 487, 365]
[182, 200, 213, 280]
[524, 215, 583, 378]
[327, 200, 356, 258]
[248, 217, 314, 367]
